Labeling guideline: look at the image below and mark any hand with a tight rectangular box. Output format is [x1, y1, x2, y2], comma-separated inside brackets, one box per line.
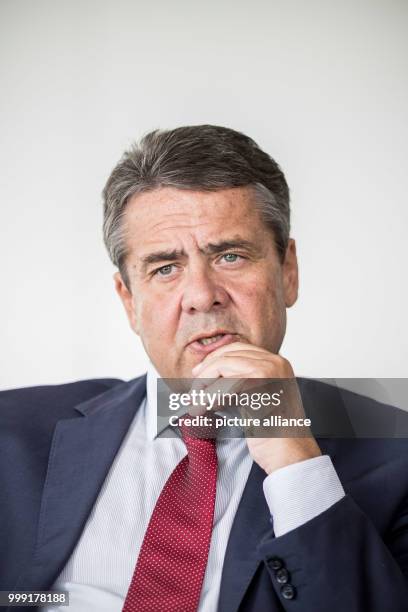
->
[191, 342, 321, 474]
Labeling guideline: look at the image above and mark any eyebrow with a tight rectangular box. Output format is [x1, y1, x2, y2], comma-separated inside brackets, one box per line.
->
[138, 239, 261, 274]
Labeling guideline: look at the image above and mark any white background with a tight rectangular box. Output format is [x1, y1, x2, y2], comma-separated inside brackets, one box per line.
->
[1, 0, 407, 390]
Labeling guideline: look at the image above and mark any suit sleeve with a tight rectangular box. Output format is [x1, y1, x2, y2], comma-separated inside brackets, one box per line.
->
[258, 493, 408, 611]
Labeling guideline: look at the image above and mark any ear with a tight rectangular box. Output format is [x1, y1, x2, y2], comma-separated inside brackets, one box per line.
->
[282, 238, 299, 307]
[114, 272, 140, 334]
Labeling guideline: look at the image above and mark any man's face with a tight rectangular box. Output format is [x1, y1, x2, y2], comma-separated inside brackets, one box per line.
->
[115, 186, 298, 378]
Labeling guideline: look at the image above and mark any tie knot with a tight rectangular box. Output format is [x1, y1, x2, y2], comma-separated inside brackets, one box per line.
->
[178, 413, 217, 453]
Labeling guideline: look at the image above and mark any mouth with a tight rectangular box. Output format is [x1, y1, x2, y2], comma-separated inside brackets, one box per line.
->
[187, 331, 241, 356]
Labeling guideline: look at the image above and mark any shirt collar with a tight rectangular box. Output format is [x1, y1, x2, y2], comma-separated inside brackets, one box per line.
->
[145, 361, 188, 441]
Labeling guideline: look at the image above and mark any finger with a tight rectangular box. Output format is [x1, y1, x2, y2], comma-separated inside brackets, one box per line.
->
[193, 342, 268, 369]
[193, 351, 272, 374]
[195, 356, 261, 379]
[192, 347, 274, 375]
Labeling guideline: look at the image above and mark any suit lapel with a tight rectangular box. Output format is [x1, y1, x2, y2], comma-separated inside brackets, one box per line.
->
[14, 376, 147, 592]
[217, 460, 273, 612]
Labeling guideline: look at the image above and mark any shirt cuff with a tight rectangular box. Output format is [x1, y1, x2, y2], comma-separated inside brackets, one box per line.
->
[263, 455, 345, 537]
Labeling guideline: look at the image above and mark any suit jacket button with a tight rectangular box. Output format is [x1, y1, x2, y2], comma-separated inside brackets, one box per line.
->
[281, 584, 296, 600]
[268, 556, 283, 570]
[276, 568, 290, 584]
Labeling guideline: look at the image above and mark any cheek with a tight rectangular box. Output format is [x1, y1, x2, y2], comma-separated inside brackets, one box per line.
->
[234, 276, 281, 311]
[136, 291, 179, 345]
[231, 275, 286, 334]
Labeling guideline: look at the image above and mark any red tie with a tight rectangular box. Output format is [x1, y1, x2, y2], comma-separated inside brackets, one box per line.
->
[122, 419, 218, 612]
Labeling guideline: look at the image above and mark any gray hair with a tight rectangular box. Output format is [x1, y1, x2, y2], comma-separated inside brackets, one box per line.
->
[102, 125, 290, 288]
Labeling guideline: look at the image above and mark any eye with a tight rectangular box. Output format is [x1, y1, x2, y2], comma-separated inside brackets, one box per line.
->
[221, 253, 243, 263]
[154, 264, 175, 276]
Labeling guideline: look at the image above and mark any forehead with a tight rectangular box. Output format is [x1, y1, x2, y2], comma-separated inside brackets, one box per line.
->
[124, 185, 266, 252]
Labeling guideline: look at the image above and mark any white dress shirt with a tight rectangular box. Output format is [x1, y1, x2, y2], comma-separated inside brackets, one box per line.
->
[42, 363, 344, 612]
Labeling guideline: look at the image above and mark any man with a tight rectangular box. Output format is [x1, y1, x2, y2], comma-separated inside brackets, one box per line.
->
[1, 125, 408, 612]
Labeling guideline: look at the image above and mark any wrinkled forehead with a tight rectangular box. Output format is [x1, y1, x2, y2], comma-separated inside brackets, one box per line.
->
[123, 185, 270, 254]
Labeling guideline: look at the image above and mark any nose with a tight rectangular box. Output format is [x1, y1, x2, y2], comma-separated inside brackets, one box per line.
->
[181, 264, 230, 314]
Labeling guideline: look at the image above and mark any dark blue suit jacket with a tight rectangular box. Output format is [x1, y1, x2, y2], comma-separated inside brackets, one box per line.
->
[1, 376, 408, 611]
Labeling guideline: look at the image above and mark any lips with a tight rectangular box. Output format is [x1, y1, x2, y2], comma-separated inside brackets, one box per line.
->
[187, 331, 240, 356]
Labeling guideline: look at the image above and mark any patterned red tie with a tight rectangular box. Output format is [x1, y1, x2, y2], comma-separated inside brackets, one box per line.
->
[122, 418, 218, 612]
